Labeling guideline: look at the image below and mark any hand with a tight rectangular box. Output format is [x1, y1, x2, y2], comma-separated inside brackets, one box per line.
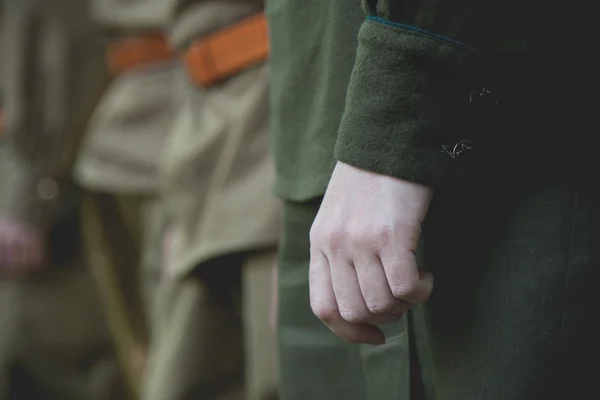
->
[309, 162, 434, 345]
[0, 215, 45, 278]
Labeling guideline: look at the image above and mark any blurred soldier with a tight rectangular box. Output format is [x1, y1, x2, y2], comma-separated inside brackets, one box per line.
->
[73, 1, 178, 396]
[141, 2, 280, 400]
[0, 0, 126, 398]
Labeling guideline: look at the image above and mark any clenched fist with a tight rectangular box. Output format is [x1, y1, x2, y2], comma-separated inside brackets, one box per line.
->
[0, 216, 45, 278]
[309, 162, 434, 345]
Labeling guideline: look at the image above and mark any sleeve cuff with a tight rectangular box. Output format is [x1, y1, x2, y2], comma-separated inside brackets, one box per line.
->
[334, 18, 499, 187]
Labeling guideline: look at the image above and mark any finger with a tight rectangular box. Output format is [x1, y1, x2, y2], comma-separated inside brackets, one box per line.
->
[328, 251, 399, 325]
[309, 251, 385, 345]
[380, 248, 433, 305]
[327, 253, 371, 323]
[354, 252, 412, 319]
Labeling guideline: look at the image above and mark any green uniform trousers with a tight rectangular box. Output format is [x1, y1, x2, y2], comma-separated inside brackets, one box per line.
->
[277, 199, 434, 400]
[141, 250, 278, 400]
[420, 170, 600, 400]
[280, 168, 600, 400]
[0, 259, 126, 400]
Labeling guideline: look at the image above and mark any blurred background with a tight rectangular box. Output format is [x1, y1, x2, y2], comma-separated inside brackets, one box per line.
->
[0, 1, 279, 399]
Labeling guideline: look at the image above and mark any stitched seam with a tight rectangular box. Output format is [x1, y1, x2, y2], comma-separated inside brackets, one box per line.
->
[366, 16, 498, 60]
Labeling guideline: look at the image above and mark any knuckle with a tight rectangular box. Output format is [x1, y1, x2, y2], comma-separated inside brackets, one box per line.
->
[308, 222, 323, 244]
[346, 225, 369, 248]
[365, 300, 396, 316]
[311, 220, 397, 252]
[339, 308, 369, 324]
[370, 225, 394, 250]
[322, 226, 347, 251]
[311, 302, 338, 324]
[393, 220, 422, 248]
[349, 223, 394, 249]
[390, 280, 419, 299]
[372, 224, 394, 242]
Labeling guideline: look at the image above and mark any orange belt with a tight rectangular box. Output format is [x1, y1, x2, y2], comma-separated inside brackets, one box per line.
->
[185, 12, 269, 87]
[107, 34, 174, 76]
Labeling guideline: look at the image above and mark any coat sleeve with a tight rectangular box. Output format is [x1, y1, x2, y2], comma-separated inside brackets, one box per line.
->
[334, 0, 500, 186]
[0, 0, 108, 229]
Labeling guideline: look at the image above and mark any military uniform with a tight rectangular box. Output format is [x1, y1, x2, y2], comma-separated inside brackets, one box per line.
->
[275, 0, 600, 399]
[0, 1, 126, 399]
[141, 2, 280, 399]
[266, 1, 434, 399]
[73, 0, 178, 396]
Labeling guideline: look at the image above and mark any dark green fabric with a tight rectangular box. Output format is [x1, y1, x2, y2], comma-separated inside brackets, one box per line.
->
[421, 169, 600, 399]
[267, 0, 364, 200]
[335, 0, 594, 186]
[337, 0, 492, 185]
[272, 1, 599, 398]
[278, 199, 428, 400]
[335, 19, 489, 185]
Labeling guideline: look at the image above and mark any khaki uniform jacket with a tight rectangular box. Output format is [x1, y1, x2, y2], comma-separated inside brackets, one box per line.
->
[161, 0, 281, 277]
[74, 0, 177, 194]
[0, 0, 107, 230]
